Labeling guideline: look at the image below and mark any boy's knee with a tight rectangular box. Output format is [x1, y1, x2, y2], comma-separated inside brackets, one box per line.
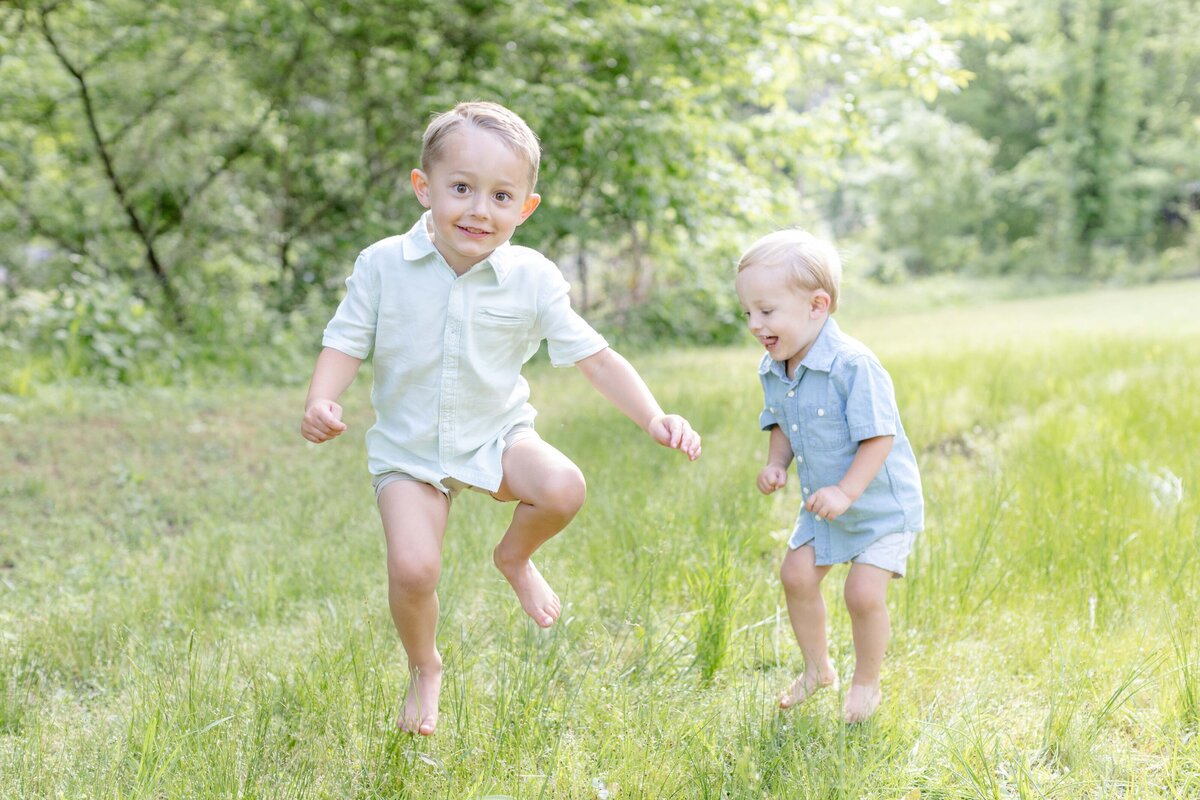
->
[843, 580, 886, 618]
[534, 465, 587, 518]
[388, 555, 441, 595]
[780, 557, 820, 596]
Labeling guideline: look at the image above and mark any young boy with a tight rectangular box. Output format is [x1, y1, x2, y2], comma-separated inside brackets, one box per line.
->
[735, 229, 923, 723]
[300, 101, 701, 736]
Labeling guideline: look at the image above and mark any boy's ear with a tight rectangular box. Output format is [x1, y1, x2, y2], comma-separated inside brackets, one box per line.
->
[411, 169, 431, 208]
[810, 290, 832, 315]
[517, 192, 541, 223]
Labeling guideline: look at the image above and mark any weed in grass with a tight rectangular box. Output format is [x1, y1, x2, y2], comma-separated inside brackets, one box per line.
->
[934, 716, 1011, 800]
[1169, 616, 1200, 732]
[0, 663, 30, 736]
[688, 538, 739, 685]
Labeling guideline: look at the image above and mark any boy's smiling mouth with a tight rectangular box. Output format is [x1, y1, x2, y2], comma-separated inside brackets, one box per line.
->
[458, 224, 490, 237]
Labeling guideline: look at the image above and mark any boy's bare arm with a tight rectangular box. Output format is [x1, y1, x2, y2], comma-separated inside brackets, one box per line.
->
[301, 347, 364, 443]
[805, 435, 893, 520]
[758, 425, 793, 494]
[575, 347, 701, 460]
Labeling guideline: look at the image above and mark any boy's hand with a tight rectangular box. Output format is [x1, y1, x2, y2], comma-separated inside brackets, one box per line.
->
[805, 485, 852, 522]
[646, 413, 702, 461]
[301, 399, 348, 443]
[757, 464, 787, 495]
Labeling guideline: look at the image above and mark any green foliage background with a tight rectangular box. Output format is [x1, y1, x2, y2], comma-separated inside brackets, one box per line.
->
[1, 0, 1199, 385]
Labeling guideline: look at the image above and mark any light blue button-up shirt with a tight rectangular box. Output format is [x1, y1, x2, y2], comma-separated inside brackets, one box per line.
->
[758, 317, 924, 564]
[322, 212, 608, 491]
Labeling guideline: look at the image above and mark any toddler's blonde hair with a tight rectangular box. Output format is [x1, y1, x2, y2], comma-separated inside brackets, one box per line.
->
[421, 101, 541, 192]
[736, 229, 842, 313]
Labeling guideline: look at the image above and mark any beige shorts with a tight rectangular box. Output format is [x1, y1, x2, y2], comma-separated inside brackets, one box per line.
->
[792, 530, 917, 578]
[853, 530, 917, 578]
[371, 424, 540, 502]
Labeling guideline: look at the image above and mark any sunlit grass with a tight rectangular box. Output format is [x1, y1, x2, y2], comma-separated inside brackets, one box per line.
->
[2, 280, 1199, 796]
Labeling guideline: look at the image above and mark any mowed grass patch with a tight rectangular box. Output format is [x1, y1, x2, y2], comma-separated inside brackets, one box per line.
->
[2, 279, 1199, 797]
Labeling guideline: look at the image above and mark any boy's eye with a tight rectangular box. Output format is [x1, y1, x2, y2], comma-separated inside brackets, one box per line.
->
[452, 183, 469, 194]
[494, 192, 511, 203]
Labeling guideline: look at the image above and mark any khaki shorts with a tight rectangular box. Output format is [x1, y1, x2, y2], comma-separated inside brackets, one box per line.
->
[371, 423, 540, 502]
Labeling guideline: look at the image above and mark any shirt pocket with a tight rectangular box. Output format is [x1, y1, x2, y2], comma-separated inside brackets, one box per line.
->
[475, 306, 534, 329]
[800, 404, 850, 451]
[470, 306, 539, 371]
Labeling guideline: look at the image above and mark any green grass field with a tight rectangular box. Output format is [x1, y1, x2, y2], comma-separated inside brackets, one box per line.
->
[3, 280, 1199, 798]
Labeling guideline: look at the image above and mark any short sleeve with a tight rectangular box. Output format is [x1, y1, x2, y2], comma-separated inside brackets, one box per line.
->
[840, 355, 899, 442]
[535, 268, 608, 367]
[758, 371, 779, 430]
[321, 250, 380, 359]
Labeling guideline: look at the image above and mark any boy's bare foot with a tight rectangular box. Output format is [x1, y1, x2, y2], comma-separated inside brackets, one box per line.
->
[398, 663, 443, 735]
[779, 665, 838, 709]
[494, 553, 561, 628]
[842, 682, 882, 723]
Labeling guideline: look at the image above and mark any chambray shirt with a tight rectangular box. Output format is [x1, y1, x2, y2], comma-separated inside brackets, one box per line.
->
[758, 317, 924, 564]
[322, 212, 608, 491]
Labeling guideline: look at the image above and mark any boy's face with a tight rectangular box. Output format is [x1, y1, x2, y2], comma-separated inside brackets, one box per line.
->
[411, 126, 540, 274]
[735, 263, 831, 374]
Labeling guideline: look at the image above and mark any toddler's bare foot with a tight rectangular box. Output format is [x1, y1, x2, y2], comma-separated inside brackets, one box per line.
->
[493, 552, 561, 627]
[398, 662, 442, 735]
[779, 664, 838, 709]
[842, 682, 882, 723]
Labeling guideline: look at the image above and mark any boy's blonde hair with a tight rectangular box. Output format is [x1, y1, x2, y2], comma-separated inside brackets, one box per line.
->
[421, 101, 541, 192]
[736, 229, 842, 313]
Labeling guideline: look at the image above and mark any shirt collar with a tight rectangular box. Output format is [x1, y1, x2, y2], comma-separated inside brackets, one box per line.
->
[757, 316, 842, 377]
[799, 316, 840, 371]
[400, 211, 515, 283]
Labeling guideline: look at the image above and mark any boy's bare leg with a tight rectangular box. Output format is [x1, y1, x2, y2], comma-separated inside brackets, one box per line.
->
[378, 480, 451, 734]
[779, 544, 838, 708]
[842, 562, 892, 723]
[491, 438, 587, 627]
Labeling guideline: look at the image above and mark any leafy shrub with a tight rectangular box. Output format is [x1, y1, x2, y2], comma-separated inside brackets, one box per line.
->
[1, 268, 180, 385]
[597, 276, 746, 349]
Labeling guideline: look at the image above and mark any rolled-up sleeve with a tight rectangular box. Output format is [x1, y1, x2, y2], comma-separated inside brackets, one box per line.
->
[536, 270, 607, 367]
[322, 250, 379, 359]
[841, 355, 898, 442]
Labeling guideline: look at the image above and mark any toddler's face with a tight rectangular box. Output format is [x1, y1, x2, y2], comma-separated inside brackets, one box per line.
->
[411, 126, 540, 273]
[735, 263, 829, 374]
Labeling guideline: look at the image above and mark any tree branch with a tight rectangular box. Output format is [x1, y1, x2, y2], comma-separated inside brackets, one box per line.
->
[150, 37, 308, 240]
[107, 55, 210, 148]
[37, 7, 184, 324]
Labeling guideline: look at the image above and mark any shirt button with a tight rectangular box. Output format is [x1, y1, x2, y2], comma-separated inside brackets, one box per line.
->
[791, 424, 798, 431]
[787, 391, 795, 397]
[797, 456, 803, 464]
[769, 407, 776, 413]
[817, 408, 825, 417]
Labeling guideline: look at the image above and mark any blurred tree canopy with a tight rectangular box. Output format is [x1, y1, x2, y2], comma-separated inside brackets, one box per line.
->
[1, 0, 1197, 385]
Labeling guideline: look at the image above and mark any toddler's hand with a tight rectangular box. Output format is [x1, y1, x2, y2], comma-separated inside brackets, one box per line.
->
[757, 465, 787, 495]
[647, 413, 702, 461]
[301, 399, 348, 444]
[805, 485, 852, 522]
